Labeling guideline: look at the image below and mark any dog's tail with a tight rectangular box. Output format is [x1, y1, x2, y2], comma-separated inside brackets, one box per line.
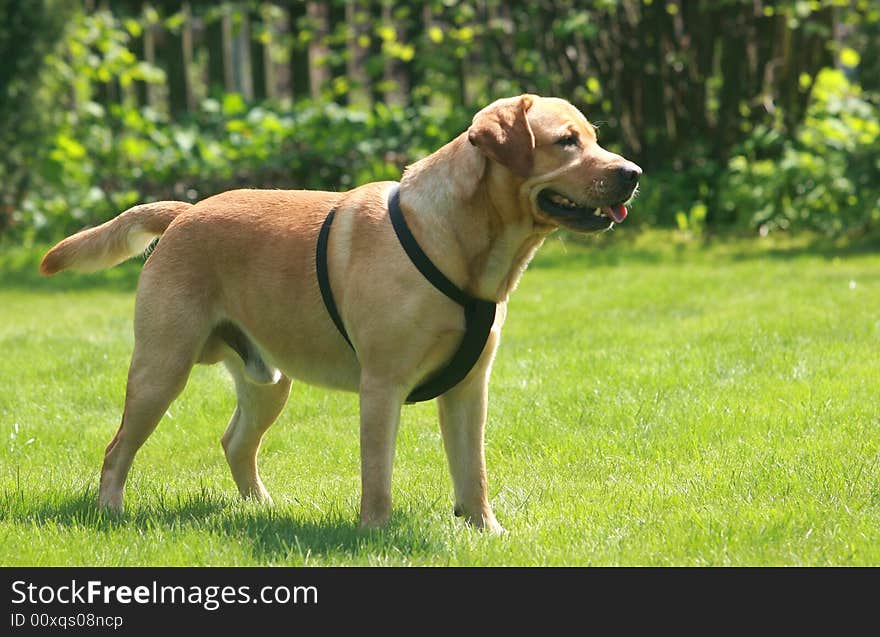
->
[39, 201, 193, 276]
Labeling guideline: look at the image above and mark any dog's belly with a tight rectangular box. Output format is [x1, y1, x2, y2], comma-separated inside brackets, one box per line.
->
[255, 321, 362, 392]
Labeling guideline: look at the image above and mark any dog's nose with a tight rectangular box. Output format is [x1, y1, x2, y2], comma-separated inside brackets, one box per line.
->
[616, 162, 642, 186]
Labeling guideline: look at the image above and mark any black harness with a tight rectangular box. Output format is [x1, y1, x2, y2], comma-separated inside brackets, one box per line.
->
[315, 183, 497, 403]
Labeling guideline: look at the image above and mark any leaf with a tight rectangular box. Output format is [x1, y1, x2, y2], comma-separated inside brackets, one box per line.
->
[144, 6, 160, 24]
[675, 211, 688, 231]
[222, 93, 247, 117]
[840, 47, 860, 68]
[55, 134, 87, 160]
[453, 26, 474, 43]
[799, 73, 812, 90]
[689, 203, 707, 224]
[428, 26, 443, 44]
[377, 25, 396, 43]
[124, 18, 142, 37]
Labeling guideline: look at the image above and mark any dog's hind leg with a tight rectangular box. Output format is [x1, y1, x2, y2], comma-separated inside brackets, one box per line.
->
[221, 357, 291, 502]
[98, 263, 210, 513]
[98, 327, 200, 513]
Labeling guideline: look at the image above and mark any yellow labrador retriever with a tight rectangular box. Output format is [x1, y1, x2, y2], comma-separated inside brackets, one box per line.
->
[41, 94, 640, 532]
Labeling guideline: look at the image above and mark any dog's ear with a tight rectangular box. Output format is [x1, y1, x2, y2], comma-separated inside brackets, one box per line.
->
[467, 95, 535, 178]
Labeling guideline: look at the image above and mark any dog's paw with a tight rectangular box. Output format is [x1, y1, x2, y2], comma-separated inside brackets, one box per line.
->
[454, 505, 506, 534]
[97, 493, 125, 515]
[484, 519, 507, 535]
[240, 484, 273, 504]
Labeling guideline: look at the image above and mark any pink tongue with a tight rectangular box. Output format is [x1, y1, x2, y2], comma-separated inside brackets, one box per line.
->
[603, 204, 628, 223]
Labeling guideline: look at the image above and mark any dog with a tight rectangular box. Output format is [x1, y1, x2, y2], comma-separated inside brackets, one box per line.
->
[40, 94, 640, 532]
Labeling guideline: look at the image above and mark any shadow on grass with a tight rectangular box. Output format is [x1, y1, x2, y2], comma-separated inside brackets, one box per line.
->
[9, 487, 438, 563]
[723, 234, 880, 262]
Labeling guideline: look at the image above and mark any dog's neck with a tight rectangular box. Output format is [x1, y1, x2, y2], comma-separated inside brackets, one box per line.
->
[399, 133, 552, 303]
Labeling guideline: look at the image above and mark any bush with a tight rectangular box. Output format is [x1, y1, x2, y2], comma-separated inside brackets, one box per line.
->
[0, 0, 74, 234]
[7, 9, 880, 243]
[11, 11, 473, 242]
[17, 95, 472, 241]
[721, 69, 880, 236]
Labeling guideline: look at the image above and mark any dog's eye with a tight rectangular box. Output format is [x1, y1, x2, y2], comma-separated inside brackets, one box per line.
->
[556, 135, 579, 148]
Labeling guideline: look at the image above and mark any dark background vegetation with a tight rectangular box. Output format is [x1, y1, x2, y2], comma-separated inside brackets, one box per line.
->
[1, 0, 878, 243]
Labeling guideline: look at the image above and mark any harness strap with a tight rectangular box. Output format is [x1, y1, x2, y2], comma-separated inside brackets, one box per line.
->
[388, 187, 471, 306]
[316, 183, 497, 404]
[316, 208, 353, 350]
[387, 186, 497, 402]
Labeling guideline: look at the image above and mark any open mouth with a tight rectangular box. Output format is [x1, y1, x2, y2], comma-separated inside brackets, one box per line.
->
[536, 189, 628, 231]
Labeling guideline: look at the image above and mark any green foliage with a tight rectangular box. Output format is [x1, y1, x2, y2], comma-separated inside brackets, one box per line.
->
[12, 9, 474, 241]
[675, 203, 708, 238]
[15, 9, 167, 239]
[20, 95, 471, 240]
[721, 69, 880, 235]
[0, 0, 75, 233]
[3, 3, 880, 242]
[627, 159, 720, 231]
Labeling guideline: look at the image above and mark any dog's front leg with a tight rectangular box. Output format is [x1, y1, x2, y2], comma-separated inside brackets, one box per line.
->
[437, 367, 504, 534]
[358, 376, 403, 528]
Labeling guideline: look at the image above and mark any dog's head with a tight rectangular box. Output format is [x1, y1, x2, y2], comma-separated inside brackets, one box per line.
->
[468, 94, 641, 232]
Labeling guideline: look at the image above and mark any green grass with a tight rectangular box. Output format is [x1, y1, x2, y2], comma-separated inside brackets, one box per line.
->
[1, 231, 879, 565]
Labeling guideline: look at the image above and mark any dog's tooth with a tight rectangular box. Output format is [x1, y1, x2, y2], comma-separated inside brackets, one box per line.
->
[548, 193, 581, 209]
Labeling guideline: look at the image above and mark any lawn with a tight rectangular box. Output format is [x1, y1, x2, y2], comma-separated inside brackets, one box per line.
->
[1, 232, 878, 566]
